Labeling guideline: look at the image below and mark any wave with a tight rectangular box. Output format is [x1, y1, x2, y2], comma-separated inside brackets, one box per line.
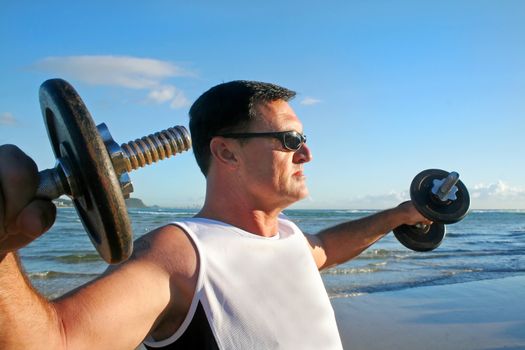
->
[285, 210, 378, 220]
[129, 209, 198, 217]
[445, 232, 466, 237]
[328, 270, 525, 298]
[509, 230, 525, 237]
[329, 292, 367, 298]
[409, 248, 525, 260]
[327, 276, 454, 297]
[323, 265, 386, 275]
[55, 253, 102, 264]
[358, 249, 397, 259]
[28, 271, 100, 280]
[22, 252, 104, 264]
[470, 209, 525, 214]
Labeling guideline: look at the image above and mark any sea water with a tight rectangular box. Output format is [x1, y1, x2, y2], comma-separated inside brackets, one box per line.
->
[19, 208, 525, 299]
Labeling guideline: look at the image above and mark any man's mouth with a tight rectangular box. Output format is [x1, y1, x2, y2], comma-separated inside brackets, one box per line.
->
[293, 170, 305, 178]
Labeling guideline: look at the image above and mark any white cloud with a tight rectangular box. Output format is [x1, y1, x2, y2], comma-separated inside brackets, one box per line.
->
[32, 55, 191, 88]
[0, 112, 17, 126]
[147, 85, 190, 109]
[31, 55, 193, 109]
[349, 181, 525, 209]
[169, 91, 190, 109]
[469, 181, 525, 209]
[148, 85, 177, 103]
[300, 97, 322, 106]
[471, 181, 525, 199]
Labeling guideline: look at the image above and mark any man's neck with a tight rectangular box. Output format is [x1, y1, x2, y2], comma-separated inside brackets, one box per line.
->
[199, 169, 293, 237]
[196, 201, 283, 237]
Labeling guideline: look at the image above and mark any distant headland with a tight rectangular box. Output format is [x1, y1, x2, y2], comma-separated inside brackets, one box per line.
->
[53, 197, 148, 208]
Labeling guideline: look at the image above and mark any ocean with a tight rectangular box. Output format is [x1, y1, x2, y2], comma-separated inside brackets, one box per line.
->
[20, 208, 525, 300]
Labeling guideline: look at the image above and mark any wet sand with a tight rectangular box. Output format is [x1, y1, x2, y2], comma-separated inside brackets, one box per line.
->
[333, 275, 525, 350]
[137, 276, 525, 349]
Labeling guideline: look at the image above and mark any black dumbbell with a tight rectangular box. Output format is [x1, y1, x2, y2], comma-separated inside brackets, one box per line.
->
[35, 79, 192, 263]
[393, 169, 470, 252]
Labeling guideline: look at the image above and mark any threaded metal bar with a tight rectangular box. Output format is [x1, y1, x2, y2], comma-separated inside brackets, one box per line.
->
[120, 125, 191, 172]
[436, 171, 459, 201]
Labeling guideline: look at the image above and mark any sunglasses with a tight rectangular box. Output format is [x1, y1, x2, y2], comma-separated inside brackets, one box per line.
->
[217, 130, 307, 152]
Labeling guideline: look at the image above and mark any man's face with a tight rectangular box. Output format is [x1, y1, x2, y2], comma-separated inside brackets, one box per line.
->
[236, 100, 313, 209]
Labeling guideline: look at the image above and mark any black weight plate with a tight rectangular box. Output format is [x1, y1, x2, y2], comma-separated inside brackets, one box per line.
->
[410, 169, 470, 224]
[39, 79, 132, 264]
[393, 223, 446, 252]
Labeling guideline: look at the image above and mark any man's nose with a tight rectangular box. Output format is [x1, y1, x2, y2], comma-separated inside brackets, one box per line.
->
[293, 143, 312, 164]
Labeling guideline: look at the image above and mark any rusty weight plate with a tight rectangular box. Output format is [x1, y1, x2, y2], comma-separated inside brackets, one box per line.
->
[393, 223, 446, 252]
[410, 169, 470, 224]
[39, 79, 132, 264]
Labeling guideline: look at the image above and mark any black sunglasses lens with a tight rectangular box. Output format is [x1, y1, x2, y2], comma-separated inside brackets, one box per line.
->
[283, 132, 304, 150]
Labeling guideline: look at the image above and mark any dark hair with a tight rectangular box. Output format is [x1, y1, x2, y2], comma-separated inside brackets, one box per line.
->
[189, 80, 296, 175]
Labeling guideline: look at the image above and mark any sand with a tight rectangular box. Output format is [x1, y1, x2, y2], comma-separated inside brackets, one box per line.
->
[136, 275, 525, 349]
[334, 275, 525, 350]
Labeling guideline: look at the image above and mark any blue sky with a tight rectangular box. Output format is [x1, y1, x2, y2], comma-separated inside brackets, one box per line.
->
[1, 1, 524, 209]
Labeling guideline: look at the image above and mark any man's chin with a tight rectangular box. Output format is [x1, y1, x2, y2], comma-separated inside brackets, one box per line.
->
[277, 188, 308, 208]
[292, 187, 310, 203]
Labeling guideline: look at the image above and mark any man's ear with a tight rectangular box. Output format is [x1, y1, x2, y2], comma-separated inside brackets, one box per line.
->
[209, 137, 239, 168]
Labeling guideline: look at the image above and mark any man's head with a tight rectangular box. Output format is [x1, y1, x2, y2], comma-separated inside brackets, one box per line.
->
[189, 80, 296, 176]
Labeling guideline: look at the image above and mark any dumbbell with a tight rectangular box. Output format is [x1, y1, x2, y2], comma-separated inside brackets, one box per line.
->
[393, 169, 470, 252]
[35, 79, 191, 263]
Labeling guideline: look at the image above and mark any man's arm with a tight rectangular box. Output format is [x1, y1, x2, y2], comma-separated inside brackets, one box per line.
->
[306, 203, 430, 270]
[0, 145, 198, 349]
[1, 225, 198, 350]
[0, 252, 65, 348]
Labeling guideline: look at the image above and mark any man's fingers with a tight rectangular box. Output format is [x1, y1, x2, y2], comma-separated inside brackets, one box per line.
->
[1, 200, 56, 252]
[0, 145, 39, 225]
[0, 145, 54, 252]
[16, 199, 56, 239]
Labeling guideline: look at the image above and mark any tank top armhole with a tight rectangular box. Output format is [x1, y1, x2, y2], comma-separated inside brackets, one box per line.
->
[143, 221, 206, 348]
[278, 214, 314, 249]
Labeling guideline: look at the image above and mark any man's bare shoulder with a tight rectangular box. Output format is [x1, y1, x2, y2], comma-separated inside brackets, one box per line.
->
[131, 223, 199, 279]
[49, 224, 199, 347]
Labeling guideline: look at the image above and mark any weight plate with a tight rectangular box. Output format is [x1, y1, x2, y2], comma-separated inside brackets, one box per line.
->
[39, 79, 132, 264]
[410, 169, 470, 224]
[393, 223, 446, 252]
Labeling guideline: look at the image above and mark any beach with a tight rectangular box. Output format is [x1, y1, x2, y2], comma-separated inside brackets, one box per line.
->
[334, 275, 525, 350]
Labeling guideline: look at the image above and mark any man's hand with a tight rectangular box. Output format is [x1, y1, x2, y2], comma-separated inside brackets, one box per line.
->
[396, 201, 432, 227]
[0, 144, 56, 256]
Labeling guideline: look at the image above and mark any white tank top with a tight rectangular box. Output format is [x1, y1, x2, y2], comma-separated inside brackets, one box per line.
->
[144, 216, 343, 349]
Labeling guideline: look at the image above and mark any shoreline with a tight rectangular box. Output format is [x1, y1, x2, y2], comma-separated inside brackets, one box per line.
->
[333, 274, 525, 350]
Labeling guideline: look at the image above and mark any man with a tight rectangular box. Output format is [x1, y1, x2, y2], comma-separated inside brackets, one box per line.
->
[0, 80, 429, 349]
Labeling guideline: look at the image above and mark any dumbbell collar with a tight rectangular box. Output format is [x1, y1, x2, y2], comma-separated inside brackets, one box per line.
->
[37, 157, 80, 200]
